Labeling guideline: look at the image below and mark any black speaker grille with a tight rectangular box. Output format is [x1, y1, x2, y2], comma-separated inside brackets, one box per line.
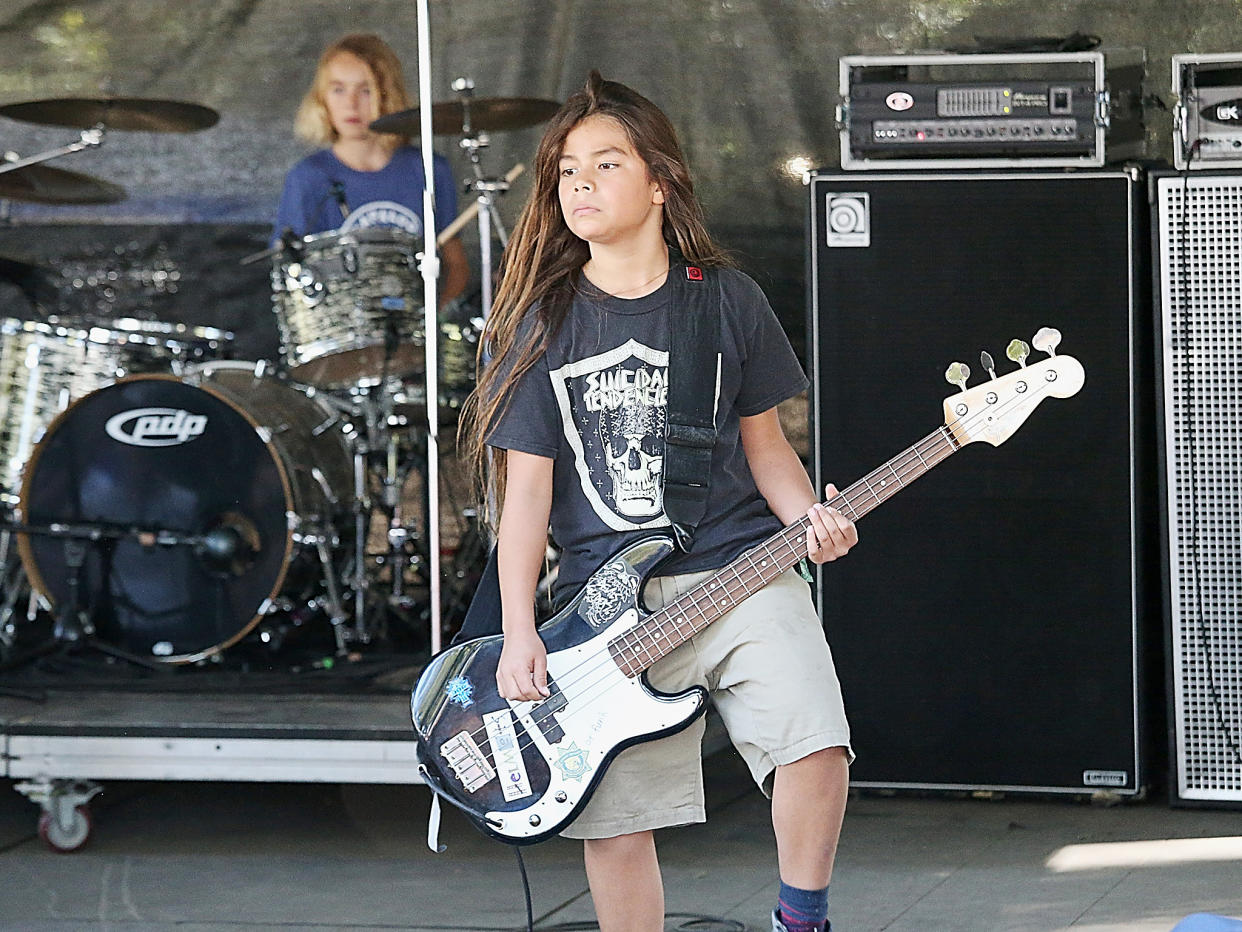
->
[809, 172, 1144, 793]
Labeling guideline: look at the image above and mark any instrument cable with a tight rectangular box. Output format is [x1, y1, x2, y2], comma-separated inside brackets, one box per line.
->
[491, 777, 756, 932]
[503, 842, 744, 932]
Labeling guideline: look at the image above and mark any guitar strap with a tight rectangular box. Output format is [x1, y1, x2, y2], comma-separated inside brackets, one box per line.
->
[662, 262, 721, 552]
[451, 261, 721, 645]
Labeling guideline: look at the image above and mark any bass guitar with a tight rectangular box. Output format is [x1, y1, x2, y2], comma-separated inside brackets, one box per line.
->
[411, 330, 1085, 844]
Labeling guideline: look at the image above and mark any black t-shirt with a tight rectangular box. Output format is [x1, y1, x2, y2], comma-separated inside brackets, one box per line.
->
[488, 267, 808, 595]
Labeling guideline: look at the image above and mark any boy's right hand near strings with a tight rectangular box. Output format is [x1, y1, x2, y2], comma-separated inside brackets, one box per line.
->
[497, 625, 550, 702]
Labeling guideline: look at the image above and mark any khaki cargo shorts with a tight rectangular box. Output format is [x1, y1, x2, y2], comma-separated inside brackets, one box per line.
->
[561, 567, 853, 840]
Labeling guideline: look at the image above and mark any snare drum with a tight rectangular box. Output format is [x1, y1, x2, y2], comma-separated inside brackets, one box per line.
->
[0, 317, 223, 502]
[272, 228, 426, 388]
[17, 363, 352, 663]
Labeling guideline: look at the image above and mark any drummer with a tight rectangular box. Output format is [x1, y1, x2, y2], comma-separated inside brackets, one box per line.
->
[274, 33, 469, 305]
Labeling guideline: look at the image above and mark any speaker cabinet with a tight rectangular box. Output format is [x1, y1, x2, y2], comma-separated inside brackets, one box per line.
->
[807, 171, 1149, 794]
[1153, 171, 1242, 806]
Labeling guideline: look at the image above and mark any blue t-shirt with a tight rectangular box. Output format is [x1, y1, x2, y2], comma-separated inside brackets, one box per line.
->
[272, 145, 457, 242]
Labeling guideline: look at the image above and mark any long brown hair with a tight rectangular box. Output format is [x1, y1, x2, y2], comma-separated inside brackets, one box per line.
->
[294, 33, 412, 153]
[459, 71, 731, 523]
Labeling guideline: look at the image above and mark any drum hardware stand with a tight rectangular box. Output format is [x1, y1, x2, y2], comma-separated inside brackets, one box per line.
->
[0, 126, 106, 178]
[0, 533, 27, 659]
[310, 533, 350, 655]
[452, 77, 512, 320]
[350, 437, 373, 644]
[305, 467, 352, 656]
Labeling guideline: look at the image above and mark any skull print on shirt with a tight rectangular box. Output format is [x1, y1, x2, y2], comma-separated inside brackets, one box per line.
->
[549, 338, 672, 532]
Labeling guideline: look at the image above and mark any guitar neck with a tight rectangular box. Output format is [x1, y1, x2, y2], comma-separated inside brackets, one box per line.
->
[608, 425, 962, 676]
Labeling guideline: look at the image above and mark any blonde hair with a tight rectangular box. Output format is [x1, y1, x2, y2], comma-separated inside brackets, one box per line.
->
[459, 71, 731, 523]
[294, 34, 412, 151]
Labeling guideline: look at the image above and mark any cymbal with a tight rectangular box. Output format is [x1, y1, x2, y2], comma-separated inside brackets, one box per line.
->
[0, 97, 219, 132]
[370, 97, 560, 136]
[0, 163, 126, 204]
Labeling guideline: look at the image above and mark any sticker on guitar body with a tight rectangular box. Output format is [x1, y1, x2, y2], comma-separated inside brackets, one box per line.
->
[484, 710, 534, 801]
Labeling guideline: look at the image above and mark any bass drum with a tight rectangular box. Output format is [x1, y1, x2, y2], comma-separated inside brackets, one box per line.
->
[16, 363, 352, 663]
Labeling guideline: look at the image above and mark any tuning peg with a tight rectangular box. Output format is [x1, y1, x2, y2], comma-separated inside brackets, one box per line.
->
[980, 351, 997, 380]
[945, 361, 970, 390]
[1032, 327, 1062, 357]
[1006, 339, 1030, 368]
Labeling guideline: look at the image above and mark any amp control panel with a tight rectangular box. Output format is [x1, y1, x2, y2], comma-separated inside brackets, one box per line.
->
[838, 52, 1145, 169]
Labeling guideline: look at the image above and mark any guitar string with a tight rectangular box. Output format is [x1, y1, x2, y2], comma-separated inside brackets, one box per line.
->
[512, 371, 1056, 716]
[463, 431, 959, 775]
[492, 437, 958, 744]
[445, 371, 1060, 768]
[442, 371, 1065, 771]
[455, 435, 946, 755]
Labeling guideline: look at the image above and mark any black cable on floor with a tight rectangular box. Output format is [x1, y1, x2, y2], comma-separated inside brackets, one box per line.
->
[514, 845, 535, 932]
[508, 842, 744, 932]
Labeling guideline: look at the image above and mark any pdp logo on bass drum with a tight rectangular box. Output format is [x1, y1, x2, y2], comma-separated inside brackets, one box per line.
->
[105, 408, 208, 447]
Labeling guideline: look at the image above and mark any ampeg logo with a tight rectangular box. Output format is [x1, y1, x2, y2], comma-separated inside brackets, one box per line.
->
[825, 192, 870, 248]
[885, 91, 915, 112]
[105, 408, 208, 447]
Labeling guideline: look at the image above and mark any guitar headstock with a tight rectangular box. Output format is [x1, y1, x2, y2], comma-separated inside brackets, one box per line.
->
[942, 328, 1085, 448]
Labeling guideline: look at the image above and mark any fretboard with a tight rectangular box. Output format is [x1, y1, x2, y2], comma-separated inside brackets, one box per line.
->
[607, 425, 961, 677]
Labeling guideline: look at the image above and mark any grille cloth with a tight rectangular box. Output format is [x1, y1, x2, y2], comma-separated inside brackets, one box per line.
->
[1157, 174, 1242, 801]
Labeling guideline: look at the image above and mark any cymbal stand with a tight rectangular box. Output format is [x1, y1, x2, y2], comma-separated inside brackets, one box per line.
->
[452, 77, 511, 319]
[348, 393, 380, 646]
[0, 526, 24, 657]
[0, 126, 105, 176]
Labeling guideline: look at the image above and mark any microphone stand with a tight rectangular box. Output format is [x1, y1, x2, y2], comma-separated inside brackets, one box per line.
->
[0, 518, 222, 672]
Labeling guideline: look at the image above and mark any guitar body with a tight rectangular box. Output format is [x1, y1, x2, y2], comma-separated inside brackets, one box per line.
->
[411, 535, 708, 844]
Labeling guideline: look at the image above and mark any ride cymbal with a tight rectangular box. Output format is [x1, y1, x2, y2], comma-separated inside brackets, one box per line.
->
[370, 97, 560, 136]
[0, 97, 219, 133]
[0, 163, 126, 204]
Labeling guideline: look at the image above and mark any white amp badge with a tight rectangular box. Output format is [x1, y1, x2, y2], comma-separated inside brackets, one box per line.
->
[825, 192, 870, 248]
[105, 408, 208, 447]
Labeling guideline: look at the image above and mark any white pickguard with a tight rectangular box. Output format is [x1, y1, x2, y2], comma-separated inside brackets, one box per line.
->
[483, 607, 704, 839]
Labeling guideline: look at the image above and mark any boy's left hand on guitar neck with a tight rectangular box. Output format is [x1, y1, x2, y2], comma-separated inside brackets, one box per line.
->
[805, 483, 857, 565]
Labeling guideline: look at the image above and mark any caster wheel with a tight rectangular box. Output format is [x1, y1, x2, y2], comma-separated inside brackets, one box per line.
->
[38, 805, 92, 853]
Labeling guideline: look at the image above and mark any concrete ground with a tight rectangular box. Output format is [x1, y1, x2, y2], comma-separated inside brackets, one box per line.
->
[2, 749, 1241, 932]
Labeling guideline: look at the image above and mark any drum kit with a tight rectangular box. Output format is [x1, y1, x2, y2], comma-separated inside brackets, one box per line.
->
[0, 85, 559, 671]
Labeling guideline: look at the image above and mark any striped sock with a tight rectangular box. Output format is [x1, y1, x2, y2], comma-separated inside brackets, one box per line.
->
[776, 881, 829, 932]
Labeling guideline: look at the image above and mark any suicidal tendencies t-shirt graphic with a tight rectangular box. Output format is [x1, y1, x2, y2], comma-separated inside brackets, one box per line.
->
[549, 338, 671, 532]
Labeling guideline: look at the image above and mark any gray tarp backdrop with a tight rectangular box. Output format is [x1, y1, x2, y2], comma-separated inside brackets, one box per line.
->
[0, 0, 1237, 353]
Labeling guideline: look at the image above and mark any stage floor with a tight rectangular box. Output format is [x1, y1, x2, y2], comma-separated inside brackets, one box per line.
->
[1, 740, 1241, 931]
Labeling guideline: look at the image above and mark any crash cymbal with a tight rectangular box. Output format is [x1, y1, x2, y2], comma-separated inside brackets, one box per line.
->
[0, 163, 126, 204]
[370, 97, 560, 136]
[0, 97, 219, 133]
